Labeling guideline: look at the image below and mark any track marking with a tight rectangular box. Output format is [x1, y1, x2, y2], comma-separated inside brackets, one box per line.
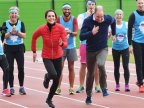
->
[0, 98, 29, 108]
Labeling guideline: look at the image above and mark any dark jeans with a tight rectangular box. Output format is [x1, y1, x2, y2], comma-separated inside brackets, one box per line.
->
[5, 44, 25, 87]
[43, 57, 62, 101]
[132, 41, 144, 85]
[112, 48, 130, 85]
[86, 47, 108, 97]
[0, 54, 9, 89]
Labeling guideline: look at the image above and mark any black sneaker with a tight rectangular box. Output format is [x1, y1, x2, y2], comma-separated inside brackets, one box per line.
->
[46, 100, 55, 108]
[85, 96, 92, 104]
[19, 87, 26, 95]
[43, 73, 50, 89]
[102, 88, 109, 97]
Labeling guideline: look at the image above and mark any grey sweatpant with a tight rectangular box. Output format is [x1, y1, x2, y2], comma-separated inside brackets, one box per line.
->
[86, 47, 108, 97]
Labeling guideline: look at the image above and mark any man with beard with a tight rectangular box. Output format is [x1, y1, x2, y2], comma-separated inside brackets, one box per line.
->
[55, 3, 78, 95]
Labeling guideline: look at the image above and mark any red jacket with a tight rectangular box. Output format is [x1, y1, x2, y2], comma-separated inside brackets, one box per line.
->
[31, 23, 67, 59]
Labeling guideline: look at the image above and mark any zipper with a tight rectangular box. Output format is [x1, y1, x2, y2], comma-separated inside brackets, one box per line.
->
[50, 32, 54, 59]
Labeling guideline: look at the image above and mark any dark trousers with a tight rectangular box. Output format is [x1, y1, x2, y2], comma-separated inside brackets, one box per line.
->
[112, 48, 130, 85]
[43, 57, 62, 101]
[86, 48, 108, 97]
[5, 50, 24, 87]
[0, 55, 9, 89]
[132, 41, 144, 85]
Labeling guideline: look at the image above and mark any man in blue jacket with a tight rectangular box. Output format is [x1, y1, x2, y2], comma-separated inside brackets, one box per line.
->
[80, 5, 116, 104]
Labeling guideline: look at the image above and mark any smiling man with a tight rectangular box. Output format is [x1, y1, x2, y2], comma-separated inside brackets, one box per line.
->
[80, 5, 116, 104]
[56, 3, 78, 95]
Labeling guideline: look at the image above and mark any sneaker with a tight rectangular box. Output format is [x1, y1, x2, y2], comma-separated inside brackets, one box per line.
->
[102, 88, 109, 97]
[69, 88, 74, 95]
[10, 88, 15, 95]
[125, 84, 130, 92]
[95, 85, 101, 93]
[115, 84, 120, 91]
[85, 96, 92, 104]
[46, 100, 55, 108]
[55, 88, 61, 95]
[19, 87, 26, 95]
[2, 89, 11, 97]
[139, 85, 144, 93]
[76, 86, 84, 93]
[43, 73, 50, 89]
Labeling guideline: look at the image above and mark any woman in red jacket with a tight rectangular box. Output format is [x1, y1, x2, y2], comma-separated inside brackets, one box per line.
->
[31, 9, 67, 108]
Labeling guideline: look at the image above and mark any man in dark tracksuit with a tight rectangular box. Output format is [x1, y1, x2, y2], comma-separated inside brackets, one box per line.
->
[80, 5, 116, 104]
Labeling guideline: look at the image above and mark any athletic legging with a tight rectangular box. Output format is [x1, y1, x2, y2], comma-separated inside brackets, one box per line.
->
[0, 55, 9, 89]
[43, 57, 62, 101]
[4, 44, 25, 88]
[112, 48, 130, 85]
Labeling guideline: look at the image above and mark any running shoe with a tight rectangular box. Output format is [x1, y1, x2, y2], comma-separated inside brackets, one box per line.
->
[69, 88, 74, 95]
[46, 100, 55, 108]
[55, 88, 61, 95]
[102, 88, 109, 97]
[2, 89, 11, 97]
[95, 85, 101, 93]
[115, 84, 120, 91]
[19, 87, 26, 95]
[85, 96, 92, 104]
[10, 88, 15, 95]
[76, 86, 84, 93]
[139, 85, 144, 93]
[125, 84, 130, 92]
[43, 73, 50, 89]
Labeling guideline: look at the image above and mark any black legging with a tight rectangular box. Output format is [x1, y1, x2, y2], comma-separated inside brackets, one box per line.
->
[4, 44, 25, 88]
[112, 48, 130, 85]
[0, 55, 9, 89]
[132, 41, 144, 86]
[43, 57, 62, 101]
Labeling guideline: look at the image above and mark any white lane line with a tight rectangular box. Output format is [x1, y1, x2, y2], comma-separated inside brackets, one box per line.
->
[5, 73, 143, 101]
[25, 60, 136, 71]
[16, 85, 110, 108]
[21, 74, 144, 100]
[23, 65, 136, 76]
[0, 98, 29, 108]
[0, 82, 110, 108]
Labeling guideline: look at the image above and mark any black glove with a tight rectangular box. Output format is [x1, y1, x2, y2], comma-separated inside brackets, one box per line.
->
[1, 26, 7, 33]
[0, 27, 2, 31]
[2, 26, 7, 31]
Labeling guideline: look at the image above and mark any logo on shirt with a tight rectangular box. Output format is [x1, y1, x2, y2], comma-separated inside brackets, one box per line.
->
[139, 21, 144, 34]
[10, 35, 18, 42]
[117, 33, 124, 42]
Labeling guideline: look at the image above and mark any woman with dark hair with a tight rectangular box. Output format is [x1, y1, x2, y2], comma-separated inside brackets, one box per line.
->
[31, 9, 67, 108]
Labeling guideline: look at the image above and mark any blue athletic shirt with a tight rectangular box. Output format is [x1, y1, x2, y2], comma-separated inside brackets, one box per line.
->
[60, 16, 76, 49]
[5, 20, 23, 45]
[112, 21, 129, 50]
[133, 11, 144, 43]
[0, 37, 4, 55]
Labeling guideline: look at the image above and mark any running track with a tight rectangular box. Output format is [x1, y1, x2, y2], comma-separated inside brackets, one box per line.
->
[0, 51, 144, 108]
